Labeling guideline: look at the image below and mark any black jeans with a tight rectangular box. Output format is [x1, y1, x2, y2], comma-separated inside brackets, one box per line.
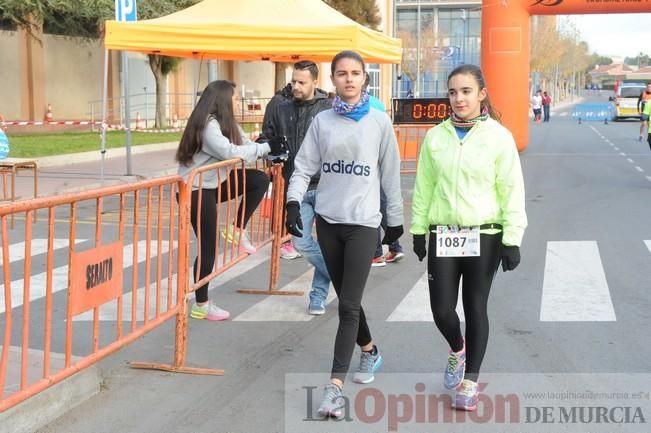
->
[190, 169, 269, 303]
[427, 232, 502, 382]
[316, 216, 377, 382]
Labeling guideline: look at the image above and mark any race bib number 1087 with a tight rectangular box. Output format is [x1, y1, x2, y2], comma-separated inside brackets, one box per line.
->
[435, 225, 480, 257]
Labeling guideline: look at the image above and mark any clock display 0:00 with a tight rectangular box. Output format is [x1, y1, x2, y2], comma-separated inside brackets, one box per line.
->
[412, 102, 449, 120]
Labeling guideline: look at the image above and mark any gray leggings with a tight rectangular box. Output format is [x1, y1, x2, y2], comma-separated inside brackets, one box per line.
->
[316, 216, 377, 382]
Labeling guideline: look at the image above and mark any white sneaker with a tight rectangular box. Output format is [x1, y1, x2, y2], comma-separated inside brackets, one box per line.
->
[237, 230, 256, 254]
[190, 301, 230, 321]
[221, 224, 256, 254]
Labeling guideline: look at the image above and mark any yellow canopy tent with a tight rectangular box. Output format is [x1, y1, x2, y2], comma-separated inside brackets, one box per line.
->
[104, 0, 402, 64]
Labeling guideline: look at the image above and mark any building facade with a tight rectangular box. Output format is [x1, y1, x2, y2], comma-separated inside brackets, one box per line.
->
[393, 0, 482, 98]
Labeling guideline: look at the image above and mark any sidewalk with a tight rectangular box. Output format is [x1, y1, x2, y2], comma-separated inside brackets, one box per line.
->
[5, 141, 179, 201]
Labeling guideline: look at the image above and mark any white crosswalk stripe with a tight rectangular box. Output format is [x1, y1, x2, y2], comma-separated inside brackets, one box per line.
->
[540, 241, 616, 321]
[234, 269, 336, 321]
[387, 272, 464, 322]
[645, 240, 651, 253]
[0, 240, 173, 314]
[0, 239, 87, 264]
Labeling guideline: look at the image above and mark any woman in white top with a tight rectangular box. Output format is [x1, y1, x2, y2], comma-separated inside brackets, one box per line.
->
[176, 80, 284, 321]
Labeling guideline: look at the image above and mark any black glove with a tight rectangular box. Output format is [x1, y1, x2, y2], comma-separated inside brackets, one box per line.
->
[267, 136, 288, 155]
[382, 225, 403, 245]
[413, 234, 426, 262]
[257, 135, 289, 162]
[500, 245, 521, 271]
[285, 201, 303, 237]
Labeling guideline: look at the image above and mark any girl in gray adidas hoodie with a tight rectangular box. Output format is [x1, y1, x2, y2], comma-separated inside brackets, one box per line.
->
[285, 50, 404, 419]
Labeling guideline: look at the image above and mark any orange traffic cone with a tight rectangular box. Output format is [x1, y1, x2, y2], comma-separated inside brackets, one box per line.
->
[45, 104, 53, 122]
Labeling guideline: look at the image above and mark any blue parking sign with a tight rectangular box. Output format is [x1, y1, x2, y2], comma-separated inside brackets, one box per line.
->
[115, 0, 137, 22]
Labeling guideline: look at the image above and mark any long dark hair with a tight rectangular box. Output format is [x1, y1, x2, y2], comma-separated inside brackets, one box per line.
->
[176, 80, 241, 166]
[447, 65, 501, 122]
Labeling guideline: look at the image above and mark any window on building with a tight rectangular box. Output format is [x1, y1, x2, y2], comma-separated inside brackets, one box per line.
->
[396, 5, 482, 97]
[367, 64, 380, 98]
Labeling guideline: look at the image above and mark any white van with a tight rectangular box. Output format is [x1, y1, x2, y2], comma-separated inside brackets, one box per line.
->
[612, 83, 645, 120]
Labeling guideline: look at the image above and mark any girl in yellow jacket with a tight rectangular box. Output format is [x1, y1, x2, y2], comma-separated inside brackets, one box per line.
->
[410, 64, 527, 411]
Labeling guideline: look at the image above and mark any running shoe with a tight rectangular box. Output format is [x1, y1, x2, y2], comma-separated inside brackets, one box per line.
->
[371, 255, 386, 267]
[280, 242, 301, 260]
[453, 379, 478, 411]
[308, 299, 326, 315]
[190, 301, 230, 321]
[317, 383, 345, 419]
[444, 343, 466, 390]
[385, 251, 405, 263]
[221, 224, 256, 254]
[353, 346, 383, 384]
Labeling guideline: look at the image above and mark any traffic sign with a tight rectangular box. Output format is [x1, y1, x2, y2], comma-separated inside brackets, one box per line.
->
[115, 0, 137, 22]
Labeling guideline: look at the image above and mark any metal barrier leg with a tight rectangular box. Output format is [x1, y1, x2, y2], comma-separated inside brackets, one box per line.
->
[237, 164, 303, 296]
[129, 298, 224, 376]
[129, 183, 225, 375]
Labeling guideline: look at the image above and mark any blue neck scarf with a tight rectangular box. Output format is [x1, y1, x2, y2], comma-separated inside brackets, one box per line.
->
[332, 92, 370, 121]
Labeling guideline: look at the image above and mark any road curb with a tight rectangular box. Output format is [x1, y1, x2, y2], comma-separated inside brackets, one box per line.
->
[34, 141, 178, 168]
[0, 347, 101, 433]
[55, 167, 178, 195]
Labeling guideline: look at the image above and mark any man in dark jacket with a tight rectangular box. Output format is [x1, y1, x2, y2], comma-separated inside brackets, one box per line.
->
[263, 60, 332, 315]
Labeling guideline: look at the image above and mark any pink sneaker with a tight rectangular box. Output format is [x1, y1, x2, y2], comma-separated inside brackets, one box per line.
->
[280, 242, 301, 260]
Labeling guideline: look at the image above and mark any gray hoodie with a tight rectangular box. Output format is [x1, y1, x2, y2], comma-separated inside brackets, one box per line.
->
[286, 108, 403, 228]
[177, 117, 270, 190]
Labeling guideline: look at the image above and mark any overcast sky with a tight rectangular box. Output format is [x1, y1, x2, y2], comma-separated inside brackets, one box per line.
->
[569, 14, 651, 59]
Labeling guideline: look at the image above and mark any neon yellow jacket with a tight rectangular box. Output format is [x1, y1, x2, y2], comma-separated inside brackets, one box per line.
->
[644, 101, 651, 132]
[410, 117, 527, 247]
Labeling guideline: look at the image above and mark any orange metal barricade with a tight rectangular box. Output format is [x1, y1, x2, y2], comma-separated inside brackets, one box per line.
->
[0, 176, 189, 412]
[394, 124, 431, 174]
[0, 154, 327, 412]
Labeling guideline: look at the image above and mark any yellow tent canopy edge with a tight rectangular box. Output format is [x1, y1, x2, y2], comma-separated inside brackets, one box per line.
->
[103, 0, 402, 64]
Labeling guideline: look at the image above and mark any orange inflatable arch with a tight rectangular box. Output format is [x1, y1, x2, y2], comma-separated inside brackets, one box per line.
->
[482, 0, 651, 150]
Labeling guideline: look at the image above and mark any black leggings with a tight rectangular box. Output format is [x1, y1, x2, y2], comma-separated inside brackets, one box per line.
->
[190, 168, 269, 303]
[427, 232, 502, 382]
[647, 133, 651, 151]
[316, 216, 377, 383]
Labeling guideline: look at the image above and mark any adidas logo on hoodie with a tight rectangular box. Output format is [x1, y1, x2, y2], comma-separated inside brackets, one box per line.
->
[322, 160, 371, 177]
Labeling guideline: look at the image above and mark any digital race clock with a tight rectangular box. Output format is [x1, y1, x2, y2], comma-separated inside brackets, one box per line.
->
[392, 98, 451, 124]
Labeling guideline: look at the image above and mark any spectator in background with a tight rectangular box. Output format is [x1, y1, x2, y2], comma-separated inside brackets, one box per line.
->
[531, 90, 543, 123]
[637, 83, 651, 142]
[542, 91, 552, 122]
[263, 61, 333, 315]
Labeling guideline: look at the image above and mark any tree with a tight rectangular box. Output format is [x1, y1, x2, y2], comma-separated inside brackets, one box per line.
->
[624, 52, 650, 68]
[148, 55, 183, 128]
[0, 0, 198, 128]
[322, 0, 382, 30]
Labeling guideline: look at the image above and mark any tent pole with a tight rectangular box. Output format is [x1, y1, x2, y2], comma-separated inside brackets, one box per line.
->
[122, 51, 133, 176]
[100, 47, 109, 184]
